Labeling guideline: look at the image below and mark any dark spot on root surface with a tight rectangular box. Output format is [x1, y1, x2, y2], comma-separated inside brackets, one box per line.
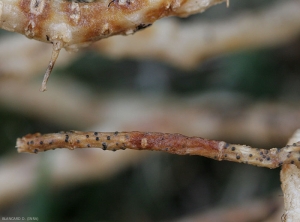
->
[108, 0, 132, 7]
[34, 0, 40, 8]
[102, 142, 107, 150]
[136, 23, 152, 31]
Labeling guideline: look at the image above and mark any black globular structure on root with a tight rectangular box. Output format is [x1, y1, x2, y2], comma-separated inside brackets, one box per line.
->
[102, 142, 107, 150]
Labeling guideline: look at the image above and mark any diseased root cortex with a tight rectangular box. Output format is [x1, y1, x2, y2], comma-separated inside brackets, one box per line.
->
[16, 131, 300, 169]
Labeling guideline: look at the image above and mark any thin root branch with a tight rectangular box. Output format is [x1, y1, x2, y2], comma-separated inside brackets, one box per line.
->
[16, 131, 300, 169]
[40, 42, 62, 92]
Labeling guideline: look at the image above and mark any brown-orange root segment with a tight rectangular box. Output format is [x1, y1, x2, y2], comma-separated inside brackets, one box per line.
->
[16, 131, 300, 169]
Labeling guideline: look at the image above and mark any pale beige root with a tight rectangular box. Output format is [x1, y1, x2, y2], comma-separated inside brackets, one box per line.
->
[0, 148, 147, 209]
[175, 194, 282, 222]
[0, 0, 225, 47]
[1, 2, 300, 78]
[95, 0, 300, 69]
[280, 129, 300, 222]
[40, 41, 62, 91]
[0, 0, 225, 90]
[0, 78, 100, 128]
